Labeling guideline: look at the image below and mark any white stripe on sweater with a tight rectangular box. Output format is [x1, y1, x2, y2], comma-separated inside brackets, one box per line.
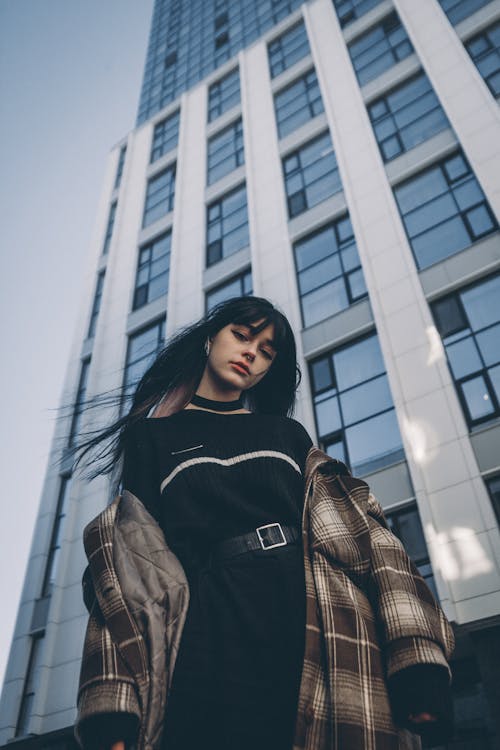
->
[160, 450, 301, 492]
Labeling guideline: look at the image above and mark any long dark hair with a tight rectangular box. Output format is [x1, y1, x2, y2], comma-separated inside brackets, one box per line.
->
[70, 296, 301, 486]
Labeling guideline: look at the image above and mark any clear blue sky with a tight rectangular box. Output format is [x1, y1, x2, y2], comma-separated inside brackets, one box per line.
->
[0, 0, 153, 691]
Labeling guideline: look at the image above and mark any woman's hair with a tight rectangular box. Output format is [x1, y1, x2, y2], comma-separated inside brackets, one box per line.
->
[69, 296, 301, 486]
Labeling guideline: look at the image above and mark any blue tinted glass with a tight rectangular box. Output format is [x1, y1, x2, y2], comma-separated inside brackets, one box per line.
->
[340, 374, 393, 425]
[404, 193, 457, 237]
[334, 335, 385, 390]
[461, 276, 500, 329]
[476, 324, 500, 366]
[489, 364, 500, 405]
[453, 179, 484, 210]
[295, 227, 337, 271]
[411, 216, 470, 269]
[346, 409, 403, 474]
[446, 337, 483, 378]
[466, 205, 495, 237]
[461, 376, 495, 420]
[298, 255, 342, 293]
[303, 278, 349, 327]
[316, 394, 342, 435]
[311, 358, 333, 392]
[348, 268, 367, 299]
[395, 167, 447, 214]
[326, 439, 346, 464]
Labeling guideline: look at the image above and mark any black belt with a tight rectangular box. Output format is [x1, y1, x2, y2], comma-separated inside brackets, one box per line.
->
[211, 522, 299, 562]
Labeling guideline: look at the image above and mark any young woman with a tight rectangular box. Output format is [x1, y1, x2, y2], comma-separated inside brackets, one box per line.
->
[74, 295, 454, 750]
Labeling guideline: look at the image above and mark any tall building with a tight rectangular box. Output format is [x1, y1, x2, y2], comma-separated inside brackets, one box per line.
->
[1, 0, 500, 747]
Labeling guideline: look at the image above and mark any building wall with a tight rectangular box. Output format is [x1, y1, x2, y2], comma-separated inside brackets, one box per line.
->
[2, 0, 500, 746]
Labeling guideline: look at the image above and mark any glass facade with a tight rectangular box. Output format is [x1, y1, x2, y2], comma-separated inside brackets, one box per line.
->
[206, 268, 253, 311]
[386, 504, 437, 598]
[294, 215, 367, 327]
[142, 164, 176, 227]
[465, 21, 500, 98]
[486, 475, 500, 525]
[151, 109, 180, 162]
[283, 131, 342, 218]
[394, 151, 497, 269]
[438, 0, 494, 26]
[15, 635, 45, 737]
[41, 477, 72, 598]
[348, 12, 414, 86]
[137, 0, 306, 124]
[207, 117, 244, 185]
[102, 201, 117, 255]
[432, 273, 500, 427]
[310, 333, 404, 475]
[68, 358, 91, 448]
[368, 71, 450, 162]
[122, 319, 166, 407]
[114, 144, 127, 189]
[274, 69, 324, 138]
[133, 231, 171, 310]
[206, 183, 249, 265]
[333, 0, 385, 28]
[87, 270, 105, 339]
[268, 20, 310, 78]
[208, 67, 241, 122]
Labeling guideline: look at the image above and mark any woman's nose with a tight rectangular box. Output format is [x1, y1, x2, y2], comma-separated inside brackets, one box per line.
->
[243, 349, 256, 362]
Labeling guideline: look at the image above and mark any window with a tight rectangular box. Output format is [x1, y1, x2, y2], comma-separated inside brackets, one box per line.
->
[102, 201, 117, 255]
[114, 145, 127, 189]
[486, 475, 500, 525]
[438, 0, 494, 26]
[394, 151, 498, 269]
[432, 273, 500, 427]
[368, 72, 450, 162]
[206, 183, 249, 266]
[283, 131, 342, 218]
[465, 21, 500, 98]
[274, 69, 324, 139]
[143, 164, 176, 227]
[151, 110, 180, 163]
[133, 231, 171, 310]
[122, 319, 166, 408]
[268, 20, 310, 78]
[207, 118, 244, 185]
[386, 504, 438, 598]
[310, 333, 404, 475]
[294, 215, 367, 327]
[41, 477, 72, 597]
[348, 12, 414, 87]
[206, 269, 253, 311]
[333, 0, 385, 28]
[15, 635, 45, 737]
[208, 68, 240, 122]
[68, 358, 91, 448]
[87, 271, 105, 339]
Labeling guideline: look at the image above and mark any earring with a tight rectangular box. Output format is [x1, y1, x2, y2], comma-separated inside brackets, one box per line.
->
[204, 337, 211, 356]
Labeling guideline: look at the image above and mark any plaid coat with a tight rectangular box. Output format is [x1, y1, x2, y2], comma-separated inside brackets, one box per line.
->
[74, 446, 454, 750]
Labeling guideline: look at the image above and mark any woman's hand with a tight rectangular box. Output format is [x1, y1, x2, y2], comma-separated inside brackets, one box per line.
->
[408, 712, 437, 724]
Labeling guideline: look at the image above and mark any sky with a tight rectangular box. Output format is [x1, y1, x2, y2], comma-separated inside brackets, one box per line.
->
[0, 0, 154, 693]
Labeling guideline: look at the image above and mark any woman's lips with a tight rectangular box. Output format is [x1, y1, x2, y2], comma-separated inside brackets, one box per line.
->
[230, 362, 249, 376]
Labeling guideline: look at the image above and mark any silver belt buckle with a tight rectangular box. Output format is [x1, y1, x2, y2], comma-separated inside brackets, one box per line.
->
[256, 522, 287, 550]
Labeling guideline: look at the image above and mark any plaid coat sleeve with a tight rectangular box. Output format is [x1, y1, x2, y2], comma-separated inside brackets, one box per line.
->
[364, 491, 455, 679]
[74, 565, 141, 748]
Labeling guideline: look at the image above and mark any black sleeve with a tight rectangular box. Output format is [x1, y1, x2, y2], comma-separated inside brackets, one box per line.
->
[78, 712, 139, 749]
[121, 422, 161, 523]
[387, 663, 454, 744]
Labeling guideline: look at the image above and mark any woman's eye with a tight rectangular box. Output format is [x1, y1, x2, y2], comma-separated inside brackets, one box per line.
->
[233, 330, 247, 340]
[261, 350, 273, 360]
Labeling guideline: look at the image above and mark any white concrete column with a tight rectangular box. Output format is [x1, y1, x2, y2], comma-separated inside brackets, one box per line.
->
[305, 0, 500, 623]
[394, 0, 500, 220]
[240, 43, 317, 431]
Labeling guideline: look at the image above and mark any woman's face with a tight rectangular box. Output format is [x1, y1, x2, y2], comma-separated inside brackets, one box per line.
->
[204, 318, 277, 395]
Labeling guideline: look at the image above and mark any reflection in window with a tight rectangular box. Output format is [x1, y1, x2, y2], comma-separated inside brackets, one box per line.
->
[114, 144, 127, 189]
[348, 12, 414, 86]
[133, 231, 171, 310]
[386, 504, 438, 599]
[283, 132, 342, 218]
[208, 68, 240, 122]
[294, 215, 367, 327]
[143, 164, 176, 227]
[15, 635, 45, 737]
[206, 183, 249, 266]
[432, 273, 500, 427]
[438, 0, 494, 26]
[102, 201, 117, 255]
[332, 0, 384, 28]
[68, 358, 91, 447]
[206, 269, 253, 312]
[41, 476, 72, 597]
[274, 69, 324, 138]
[268, 20, 310, 78]
[394, 151, 497, 269]
[151, 110, 180, 163]
[122, 319, 166, 409]
[87, 270, 105, 339]
[465, 21, 500, 99]
[207, 118, 244, 185]
[368, 72, 450, 162]
[310, 333, 404, 475]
